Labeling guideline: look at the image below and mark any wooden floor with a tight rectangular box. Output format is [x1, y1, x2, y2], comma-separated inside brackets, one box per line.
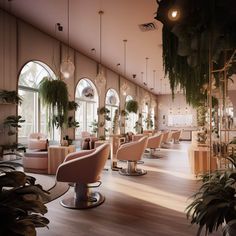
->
[38, 142, 221, 236]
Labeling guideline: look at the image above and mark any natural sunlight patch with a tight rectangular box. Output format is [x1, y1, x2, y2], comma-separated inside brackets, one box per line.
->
[144, 165, 195, 180]
[106, 176, 189, 213]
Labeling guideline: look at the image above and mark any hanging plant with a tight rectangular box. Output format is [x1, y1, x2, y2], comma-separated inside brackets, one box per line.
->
[68, 101, 79, 111]
[39, 77, 69, 128]
[126, 100, 138, 114]
[155, 0, 236, 106]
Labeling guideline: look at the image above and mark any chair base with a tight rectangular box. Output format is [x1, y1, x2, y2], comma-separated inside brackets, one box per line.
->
[60, 192, 105, 209]
[60, 183, 105, 209]
[119, 168, 147, 176]
[119, 161, 147, 176]
[144, 149, 161, 159]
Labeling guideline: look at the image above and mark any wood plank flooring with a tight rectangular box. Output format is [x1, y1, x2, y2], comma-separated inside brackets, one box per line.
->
[37, 142, 221, 236]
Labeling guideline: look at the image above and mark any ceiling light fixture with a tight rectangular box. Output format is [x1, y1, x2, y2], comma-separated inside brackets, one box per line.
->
[121, 39, 129, 96]
[168, 8, 180, 21]
[60, 0, 75, 79]
[95, 10, 106, 93]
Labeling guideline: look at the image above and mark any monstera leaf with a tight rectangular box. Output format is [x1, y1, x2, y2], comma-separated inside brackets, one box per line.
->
[0, 167, 50, 236]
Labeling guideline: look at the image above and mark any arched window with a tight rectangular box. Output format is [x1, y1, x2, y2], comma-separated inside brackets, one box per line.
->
[125, 95, 137, 133]
[105, 89, 120, 135]
[75, 78, 98, 137]
[142, 103, 149, 130]
[18, 61, 56, 144]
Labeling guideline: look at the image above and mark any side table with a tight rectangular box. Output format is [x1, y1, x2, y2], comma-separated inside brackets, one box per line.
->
[48, 145, 76, 174]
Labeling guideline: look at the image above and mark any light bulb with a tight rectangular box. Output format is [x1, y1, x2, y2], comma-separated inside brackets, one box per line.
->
[168, 8, 180, 21]
[60, 59, 75, 79]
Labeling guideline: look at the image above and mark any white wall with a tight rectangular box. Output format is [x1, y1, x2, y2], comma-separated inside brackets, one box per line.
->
[0, 8, 158, 144]
[157, 94, 197, 130]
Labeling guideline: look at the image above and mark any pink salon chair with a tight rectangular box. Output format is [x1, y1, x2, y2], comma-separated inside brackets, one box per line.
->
[116, 136, 148, 176]
[146, 133, 163, 157]
[56, 143, 110, 209]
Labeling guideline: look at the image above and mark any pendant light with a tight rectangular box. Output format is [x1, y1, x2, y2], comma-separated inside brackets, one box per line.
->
[121, 39, 129, 96]
[144, 57, 149, 87]
[60, 0, 75, 79]
[150, 69, 155, 91]
[95, 10, 106, 93]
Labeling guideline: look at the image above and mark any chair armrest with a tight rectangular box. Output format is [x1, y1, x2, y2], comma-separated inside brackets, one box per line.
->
[116, 141, 140, 161]
[64, 149, 95, 162]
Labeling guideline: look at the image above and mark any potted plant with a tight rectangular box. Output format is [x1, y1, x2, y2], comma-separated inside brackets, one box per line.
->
[0, 165, 50, 235]
[99, 107, 111, 121]
[68, 101, 79, 111]
[126, 100, 138, 114]
[0, 90, 22, 104]
[186, 167, 236, 236]
[4, 115, 25, 136]
[121, 109, 128, 118]
[67, 116, 80, 128]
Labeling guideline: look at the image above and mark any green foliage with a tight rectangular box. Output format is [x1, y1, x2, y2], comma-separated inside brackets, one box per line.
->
[155, 0, 236, 106]
[196, 105, 207, 127]
[90, 120, 98, 134]
[134, 121, 142, 134]
[68, 101, 79, 111]
[99, 107, 111, 121]
[67, 116, 80, 128]
[126, 100, 138, 114]
[39, 77, 68, 128]
[53, 115, 79, 129]
[0, 90, 23, 104]
[145, 113, 154, 130]
[112, 109, 119, 134]
[4, 115, 25, 136]
[186, 170, 236, 235]
[120, 109, 128, 117]
[52, 115, 65, 129]
[0, 167, 50, 236]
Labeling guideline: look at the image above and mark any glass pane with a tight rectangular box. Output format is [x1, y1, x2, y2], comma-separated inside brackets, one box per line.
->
[75, 79, 99, 137]
[18, 61, 56, 144]
[126, 112, 137, 133]
[19, 61, 55, 88]
[18, 89, 36, 139]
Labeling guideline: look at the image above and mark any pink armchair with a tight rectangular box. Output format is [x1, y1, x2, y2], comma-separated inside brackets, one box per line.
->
[146, 133, 163, 157]
[28, 133, 48, 150]
[116, 136, 148, 176]
[171, 130, 182, 144]
[56, 143, 110, 209]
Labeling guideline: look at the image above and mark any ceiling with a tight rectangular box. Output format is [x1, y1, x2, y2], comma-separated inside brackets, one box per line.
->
[0, 0, 172, 95]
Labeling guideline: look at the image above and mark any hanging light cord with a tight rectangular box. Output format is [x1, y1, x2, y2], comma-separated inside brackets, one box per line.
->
[145, 57, 149, 85]
[67, 0, 70, 60]
[99, 10, 104, 65]
[123, 39, 127, 76]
